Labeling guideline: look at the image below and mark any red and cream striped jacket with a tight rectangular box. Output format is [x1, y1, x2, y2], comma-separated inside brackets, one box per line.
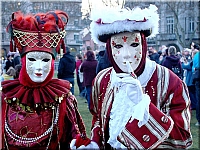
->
[90, 62, 192, 149]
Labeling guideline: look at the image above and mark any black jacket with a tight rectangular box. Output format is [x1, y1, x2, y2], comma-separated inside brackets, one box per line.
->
[96, 50, 112, 74]
[162, 55, 183, 79]
[57, 52, 76, 79]
[149, 53, 160, 64]
[4, 60, 14, 72]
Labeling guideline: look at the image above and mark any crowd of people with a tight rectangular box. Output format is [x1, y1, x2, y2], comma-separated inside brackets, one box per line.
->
[0, 4, 199, 150]
[1, 51, 21, 81]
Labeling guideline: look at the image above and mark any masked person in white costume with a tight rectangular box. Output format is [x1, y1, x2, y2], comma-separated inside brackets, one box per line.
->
[70, 5, 192, 149]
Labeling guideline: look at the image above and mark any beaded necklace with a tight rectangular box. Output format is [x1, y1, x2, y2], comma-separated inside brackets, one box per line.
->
[5, 105, 59, 149]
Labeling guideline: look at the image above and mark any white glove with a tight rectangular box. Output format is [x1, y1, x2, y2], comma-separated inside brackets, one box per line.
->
[122, 77, 143, 105]
[77, 141, 99, 149]
[70, 139, 99, 149]
[70, 139, 77, 149]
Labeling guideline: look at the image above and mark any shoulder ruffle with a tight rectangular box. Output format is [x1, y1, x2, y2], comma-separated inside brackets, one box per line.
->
[2, 79, 71, 109]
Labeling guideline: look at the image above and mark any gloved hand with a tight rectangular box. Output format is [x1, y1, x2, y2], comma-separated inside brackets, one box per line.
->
[70, 134, 91, 149]
[75, 141, 99, 149]
[110, 69, 151, 128]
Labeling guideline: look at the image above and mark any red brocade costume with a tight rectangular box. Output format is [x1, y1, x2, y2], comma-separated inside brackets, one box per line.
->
[90, 62, 192, 149]
[1, 78, 86, 150]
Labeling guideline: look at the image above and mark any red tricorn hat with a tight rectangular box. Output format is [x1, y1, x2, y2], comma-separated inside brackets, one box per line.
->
[7, 10, 69, 59]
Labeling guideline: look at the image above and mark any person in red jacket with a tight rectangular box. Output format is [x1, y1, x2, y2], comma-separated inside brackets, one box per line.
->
[1, 10, 89, 150]
[71, 4, 193, 149]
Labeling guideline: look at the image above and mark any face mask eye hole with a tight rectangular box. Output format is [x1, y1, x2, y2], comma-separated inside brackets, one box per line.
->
[130, 43, 139, 47]
[114, 44, 123, 49]
[28, 58, 36, 61]
[42, 58, 50, 62]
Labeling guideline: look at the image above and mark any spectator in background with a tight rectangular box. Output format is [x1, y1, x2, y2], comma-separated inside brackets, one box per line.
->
[181, 50, 196, 110]
[148, 46, 160, 63]
[191, 44, 200, 126]
[87, 46, 92, 51]
[193, 44, 199, 51]
[181, 48, 192, 82]
[0, 67, 4, 85]
[14, 64, 22, 79]
[75, 53, 84, 96]
[13, 51, 21, 67]
[96, 45, 112, 74]
[162, 46, 183, 79]
[58, 46, 76, 94]
[3, 66, 15, 80]
[176, 51, 182, 58]
[190, 41, 195, 51]
[4, 54, 14, 72]
[80, 50, 97, 109]
[159, 45, 168, 65]
[183, 48, 192, 62]
[83, 46, 93, 60]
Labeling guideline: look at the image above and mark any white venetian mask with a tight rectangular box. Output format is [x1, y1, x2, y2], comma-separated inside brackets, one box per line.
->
[110, 32, 142, 73]
[26, 51, 52, 83]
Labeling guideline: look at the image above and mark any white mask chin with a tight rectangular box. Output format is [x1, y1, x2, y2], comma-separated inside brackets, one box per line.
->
[111, 32, 142, 73]
[26, 51, 52, 83]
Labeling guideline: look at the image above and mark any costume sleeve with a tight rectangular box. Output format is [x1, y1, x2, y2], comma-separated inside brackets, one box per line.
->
[117, 68, 192, 149]
[58, 95, 87, 147]
[72, 95, 87, 136]
[158, 74, 192, 148]
[90, 70, 106, 148]
[67, 95, 87, 136]
[117, 102, 174, 149]
[1, 93, 7, 149]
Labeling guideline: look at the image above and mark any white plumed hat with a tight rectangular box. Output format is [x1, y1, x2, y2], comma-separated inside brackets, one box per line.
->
[90, 4, 159, 44]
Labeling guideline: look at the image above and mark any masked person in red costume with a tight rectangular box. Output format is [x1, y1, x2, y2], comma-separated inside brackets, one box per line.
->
[71, 5, 193, 149]
[1, 11, 90, 150]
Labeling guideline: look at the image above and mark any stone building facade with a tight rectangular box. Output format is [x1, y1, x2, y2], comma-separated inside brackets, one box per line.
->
[124, 1, 200, 52]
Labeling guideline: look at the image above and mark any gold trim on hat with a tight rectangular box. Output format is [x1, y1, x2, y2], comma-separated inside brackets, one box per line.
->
[13, 29, 66, 48]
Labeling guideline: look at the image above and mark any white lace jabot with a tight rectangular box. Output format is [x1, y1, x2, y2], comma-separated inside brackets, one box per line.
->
[108, 59, 156, 149]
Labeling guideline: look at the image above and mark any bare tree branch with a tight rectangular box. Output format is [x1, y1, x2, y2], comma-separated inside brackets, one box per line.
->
[166, 1, 197, 48]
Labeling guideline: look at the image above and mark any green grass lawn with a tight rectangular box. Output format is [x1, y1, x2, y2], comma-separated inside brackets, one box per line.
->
[190, 110, 200, 149]
[73, 80, 199, 149]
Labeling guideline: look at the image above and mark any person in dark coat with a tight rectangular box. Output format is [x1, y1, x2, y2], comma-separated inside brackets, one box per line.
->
[4, 54, 14, 72]
[96, 47, 112, 74]
[80, 50, 98, 109]
[13, 52, 21, 67]
[148, 47, 160, 64]
[57, 46, 76, 94]
[162, 46, 183, 79]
